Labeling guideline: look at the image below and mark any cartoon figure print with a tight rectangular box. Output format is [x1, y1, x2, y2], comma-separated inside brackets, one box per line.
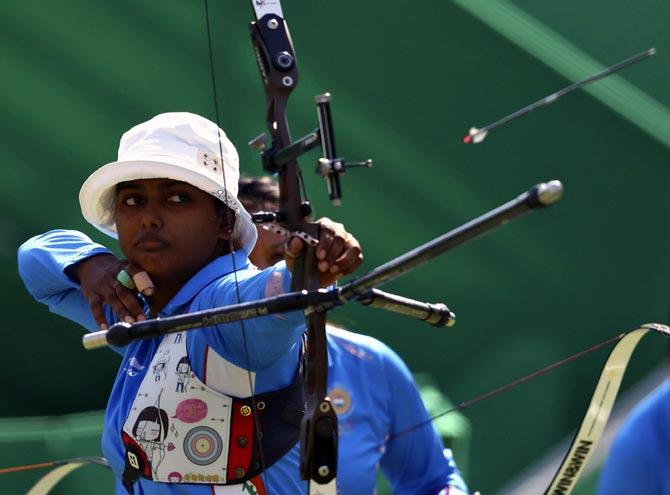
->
[133, 405, 169, 478]
[175, 356, 191, 393]
[152, 349, 170, 382]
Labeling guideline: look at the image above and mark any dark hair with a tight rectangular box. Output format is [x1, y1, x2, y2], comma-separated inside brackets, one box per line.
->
[132, 406, 169, 440]
[238, 176, 280, 213]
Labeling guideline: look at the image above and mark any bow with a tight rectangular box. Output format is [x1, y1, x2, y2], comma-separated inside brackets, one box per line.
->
[204, 1, 344, 491]
[78, 2, 564, 493]
[3, 2, 668, 494]
[245, 2, 338, 492]
[74, 2, 632, 495]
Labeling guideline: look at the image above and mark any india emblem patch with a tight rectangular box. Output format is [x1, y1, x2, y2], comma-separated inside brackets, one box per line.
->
[328, 387, 352, 416]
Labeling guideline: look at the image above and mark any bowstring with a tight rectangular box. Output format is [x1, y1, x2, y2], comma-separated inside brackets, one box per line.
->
[204, 0, 269, 486]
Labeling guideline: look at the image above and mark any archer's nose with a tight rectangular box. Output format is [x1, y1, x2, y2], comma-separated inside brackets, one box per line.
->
[140, 203, 163, 229]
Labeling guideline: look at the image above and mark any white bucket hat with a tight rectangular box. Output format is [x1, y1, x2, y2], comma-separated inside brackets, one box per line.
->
[79, 112, 257, 253]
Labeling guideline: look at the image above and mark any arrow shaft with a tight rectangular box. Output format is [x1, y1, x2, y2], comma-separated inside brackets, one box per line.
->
[469, 47, 656, 140]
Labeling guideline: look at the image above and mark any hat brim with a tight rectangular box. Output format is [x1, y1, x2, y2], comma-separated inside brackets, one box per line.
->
[79, 157, 257, 253]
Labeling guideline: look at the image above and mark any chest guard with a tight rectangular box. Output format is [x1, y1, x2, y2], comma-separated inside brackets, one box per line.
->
[120, 332, 305, 493]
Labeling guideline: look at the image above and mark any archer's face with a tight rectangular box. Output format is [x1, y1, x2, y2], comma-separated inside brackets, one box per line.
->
[136, 420, 161, 441]
[114, 178, 230, 284]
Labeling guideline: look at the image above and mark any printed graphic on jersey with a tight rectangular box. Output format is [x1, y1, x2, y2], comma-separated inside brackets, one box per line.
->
[175, 356, 192, 393]
[132, 402, 169, 478]
[152, 349, 171, 382]
[122, 329, 233, 483]
[174, 398, 208, 423]
[183, 426, 224, 465]
[124, 356, 146, 377]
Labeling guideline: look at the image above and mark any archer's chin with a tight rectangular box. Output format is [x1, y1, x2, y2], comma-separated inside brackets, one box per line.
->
[131, 252, 169, 274]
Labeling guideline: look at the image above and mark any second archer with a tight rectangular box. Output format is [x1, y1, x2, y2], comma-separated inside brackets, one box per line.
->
[238, 176, 471, 495]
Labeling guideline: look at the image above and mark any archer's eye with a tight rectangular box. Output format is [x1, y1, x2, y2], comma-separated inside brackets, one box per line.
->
[167, 193, 189, 203]
[123, 195, 142, 206]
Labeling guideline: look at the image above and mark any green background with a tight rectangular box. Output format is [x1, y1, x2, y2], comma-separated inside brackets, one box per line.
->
[1, 0, 668, 493]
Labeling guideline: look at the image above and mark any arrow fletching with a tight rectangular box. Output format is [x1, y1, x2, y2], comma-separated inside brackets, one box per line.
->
[463, 127, 488, 144]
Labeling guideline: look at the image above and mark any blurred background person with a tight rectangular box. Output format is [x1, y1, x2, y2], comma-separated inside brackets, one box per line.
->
[238, 176, 471, 495]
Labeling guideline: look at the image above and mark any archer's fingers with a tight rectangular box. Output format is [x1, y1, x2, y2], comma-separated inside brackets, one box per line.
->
[102, 283, 150, 325]
[114, 286, 147, 322]
[121, 263, 155, 297]
[316, 231, 333, 261]
[317, 234, 345, 272]
[330, 241, 363, 275]
[87, 294, 109, 330]
[323, 229, 362, 275]
[98, 268, 141, 324]
[315, 218, 345, 260]
[284, 236, 305, 259]
[282, 236, 303, 273]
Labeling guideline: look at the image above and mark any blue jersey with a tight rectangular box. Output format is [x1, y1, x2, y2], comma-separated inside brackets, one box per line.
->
[18, 230, 468, 495]
[597, 379, 670, 495]
[325, 326, 467, 494]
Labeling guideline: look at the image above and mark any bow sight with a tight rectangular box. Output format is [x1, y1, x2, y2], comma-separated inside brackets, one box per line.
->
[249, 92, 373, 207]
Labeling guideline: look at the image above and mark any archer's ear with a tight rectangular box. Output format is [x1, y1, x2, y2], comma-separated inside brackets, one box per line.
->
[216, 206, 235, 241]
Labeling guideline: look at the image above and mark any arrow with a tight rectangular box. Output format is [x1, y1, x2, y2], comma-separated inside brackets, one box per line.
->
[463, 47, 656, 144]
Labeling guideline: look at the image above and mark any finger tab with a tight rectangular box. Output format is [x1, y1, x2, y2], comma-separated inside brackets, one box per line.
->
[132, 271, 155, 296]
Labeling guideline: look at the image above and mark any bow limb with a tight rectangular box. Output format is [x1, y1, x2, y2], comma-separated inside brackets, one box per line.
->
[0, 457, 110, 495]
[544, 323, 670, 494]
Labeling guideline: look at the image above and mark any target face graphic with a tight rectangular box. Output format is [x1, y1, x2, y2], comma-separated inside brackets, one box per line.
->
[183, 426, 223, 465]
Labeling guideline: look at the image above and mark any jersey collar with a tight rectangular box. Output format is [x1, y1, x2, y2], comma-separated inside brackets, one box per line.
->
[160, 251, 250, 316]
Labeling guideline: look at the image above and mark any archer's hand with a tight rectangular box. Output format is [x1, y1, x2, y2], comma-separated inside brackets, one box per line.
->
[284, 217, 363, 287]
[69, 254, 152, 329]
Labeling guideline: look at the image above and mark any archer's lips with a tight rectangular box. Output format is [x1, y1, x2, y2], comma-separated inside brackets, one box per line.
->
[134, 235, 169, 250]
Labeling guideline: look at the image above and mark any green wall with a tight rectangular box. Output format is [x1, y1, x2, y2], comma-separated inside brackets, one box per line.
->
[1, 1, 668, 493]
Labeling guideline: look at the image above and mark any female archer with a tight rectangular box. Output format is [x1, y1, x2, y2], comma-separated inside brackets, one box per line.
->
[18, 112, 364, 494]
